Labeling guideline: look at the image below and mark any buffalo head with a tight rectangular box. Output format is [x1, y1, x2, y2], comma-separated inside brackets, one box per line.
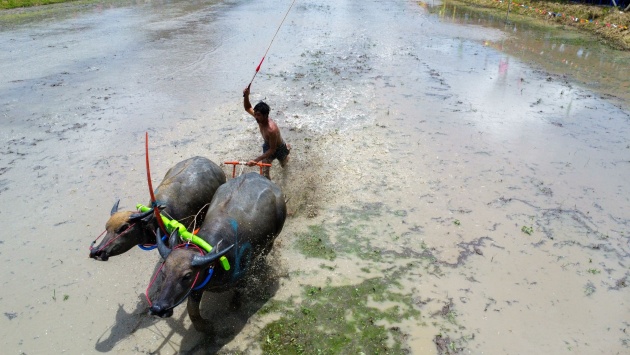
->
[89, 200, 155, 261]
[148, 229, 233, 318]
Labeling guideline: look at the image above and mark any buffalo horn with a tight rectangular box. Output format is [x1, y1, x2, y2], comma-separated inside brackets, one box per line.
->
[129, 209, 154, 222]
[111, 200, 121, 215]
[191, 244, 235, 268]
[156, 228, 171, 260]
[168, 229, 180, 248]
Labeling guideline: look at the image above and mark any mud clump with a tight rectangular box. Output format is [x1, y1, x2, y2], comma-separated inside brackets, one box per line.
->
[434, 334, 462, 355]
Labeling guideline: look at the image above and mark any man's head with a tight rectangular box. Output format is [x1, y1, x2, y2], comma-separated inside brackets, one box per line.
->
[254, 101, 270, 117]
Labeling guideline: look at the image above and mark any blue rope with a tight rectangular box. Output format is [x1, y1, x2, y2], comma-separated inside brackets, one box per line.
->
[193, 268, 214, 290]
[191, 220, 235, 289]
[137, 233, 167, 251]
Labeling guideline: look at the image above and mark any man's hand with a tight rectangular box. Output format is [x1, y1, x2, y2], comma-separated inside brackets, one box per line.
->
[243, 85, 253, 113]
[246, 160, 257, 167]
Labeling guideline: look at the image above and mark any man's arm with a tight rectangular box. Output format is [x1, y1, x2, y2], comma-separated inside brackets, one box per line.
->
[243, 86, 255, 116]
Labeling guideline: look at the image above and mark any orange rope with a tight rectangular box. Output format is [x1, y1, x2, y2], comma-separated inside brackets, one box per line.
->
[249, 0, 298, 86]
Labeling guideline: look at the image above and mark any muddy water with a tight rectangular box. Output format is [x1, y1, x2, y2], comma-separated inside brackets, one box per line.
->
[1, 0, 628, 354]
[425, 0, 630, 104]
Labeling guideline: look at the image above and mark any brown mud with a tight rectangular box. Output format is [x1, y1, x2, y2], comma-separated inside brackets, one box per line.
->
[1, 0, 629, 354]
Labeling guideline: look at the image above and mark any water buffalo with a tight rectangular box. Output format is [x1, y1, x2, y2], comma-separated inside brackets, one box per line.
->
[90, 156, 226, 261]
[147, 172, 286, 333]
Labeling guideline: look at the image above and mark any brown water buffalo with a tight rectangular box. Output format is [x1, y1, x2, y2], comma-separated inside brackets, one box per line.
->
[147, 172, 286, 333]
[90, 156, 226, 261]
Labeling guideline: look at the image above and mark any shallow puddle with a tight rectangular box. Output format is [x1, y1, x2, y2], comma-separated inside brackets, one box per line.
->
[423, 0, 630, 103]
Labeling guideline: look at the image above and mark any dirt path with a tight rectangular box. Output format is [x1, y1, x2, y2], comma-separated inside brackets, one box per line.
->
[1, 0, 628, 354]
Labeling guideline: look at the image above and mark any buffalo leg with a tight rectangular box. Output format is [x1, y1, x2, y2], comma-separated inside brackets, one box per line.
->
[187, 291, 213, 333]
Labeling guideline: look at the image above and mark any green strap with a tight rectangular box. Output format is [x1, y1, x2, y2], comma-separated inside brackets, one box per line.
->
[136, 204, 230, 270]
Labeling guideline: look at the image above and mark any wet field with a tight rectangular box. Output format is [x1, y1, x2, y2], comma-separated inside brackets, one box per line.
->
[1, 0, 629, 354]
[426, 0, 630, 104]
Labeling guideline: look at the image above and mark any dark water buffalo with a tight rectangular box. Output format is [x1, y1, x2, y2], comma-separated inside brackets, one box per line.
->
[90, 156, 226, 261]
[148, 172, 286, 333]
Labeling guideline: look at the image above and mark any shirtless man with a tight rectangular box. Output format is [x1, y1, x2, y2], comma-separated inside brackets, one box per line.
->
[243, 85, 291, 179]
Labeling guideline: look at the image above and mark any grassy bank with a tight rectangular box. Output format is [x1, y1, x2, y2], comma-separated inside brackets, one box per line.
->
[1, 0, 76, 9]
[452, 0, 630, 50]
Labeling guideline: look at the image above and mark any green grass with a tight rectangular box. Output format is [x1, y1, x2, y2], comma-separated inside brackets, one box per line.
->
[279, 202, 467, 353]
[587, 268, 600, 275]
[1, 0, 77, 10]
[0, 0, 114, 25]
[259, 278, 419, 354]
[295, 225, 337, 261]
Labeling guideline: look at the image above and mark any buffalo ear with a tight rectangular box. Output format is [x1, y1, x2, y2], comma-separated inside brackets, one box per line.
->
[141, 212, 155, 223]
[129, 209, 154, 222]
[111, 200, 121, 215]
[141, 205, 166, 223]
[146, 205, 166, 223]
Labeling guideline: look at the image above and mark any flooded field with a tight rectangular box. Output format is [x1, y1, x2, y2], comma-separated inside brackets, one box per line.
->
[1, 0, 628, 354]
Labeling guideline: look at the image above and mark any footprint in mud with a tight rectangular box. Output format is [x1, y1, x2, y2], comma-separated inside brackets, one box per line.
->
[4, 312, 17, 320]
[0, 179, 9, 195]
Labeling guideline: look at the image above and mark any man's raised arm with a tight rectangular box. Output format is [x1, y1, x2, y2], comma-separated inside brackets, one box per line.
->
[243, 85, 254, 116]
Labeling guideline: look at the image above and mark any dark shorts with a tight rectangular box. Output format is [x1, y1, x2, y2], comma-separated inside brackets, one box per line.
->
[262, 142, 290, 162]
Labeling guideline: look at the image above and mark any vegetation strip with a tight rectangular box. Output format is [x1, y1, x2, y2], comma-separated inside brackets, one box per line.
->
[441, 0, 630, 49]
[1, 0, 77, 10]
[495, 0, 629, 29]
